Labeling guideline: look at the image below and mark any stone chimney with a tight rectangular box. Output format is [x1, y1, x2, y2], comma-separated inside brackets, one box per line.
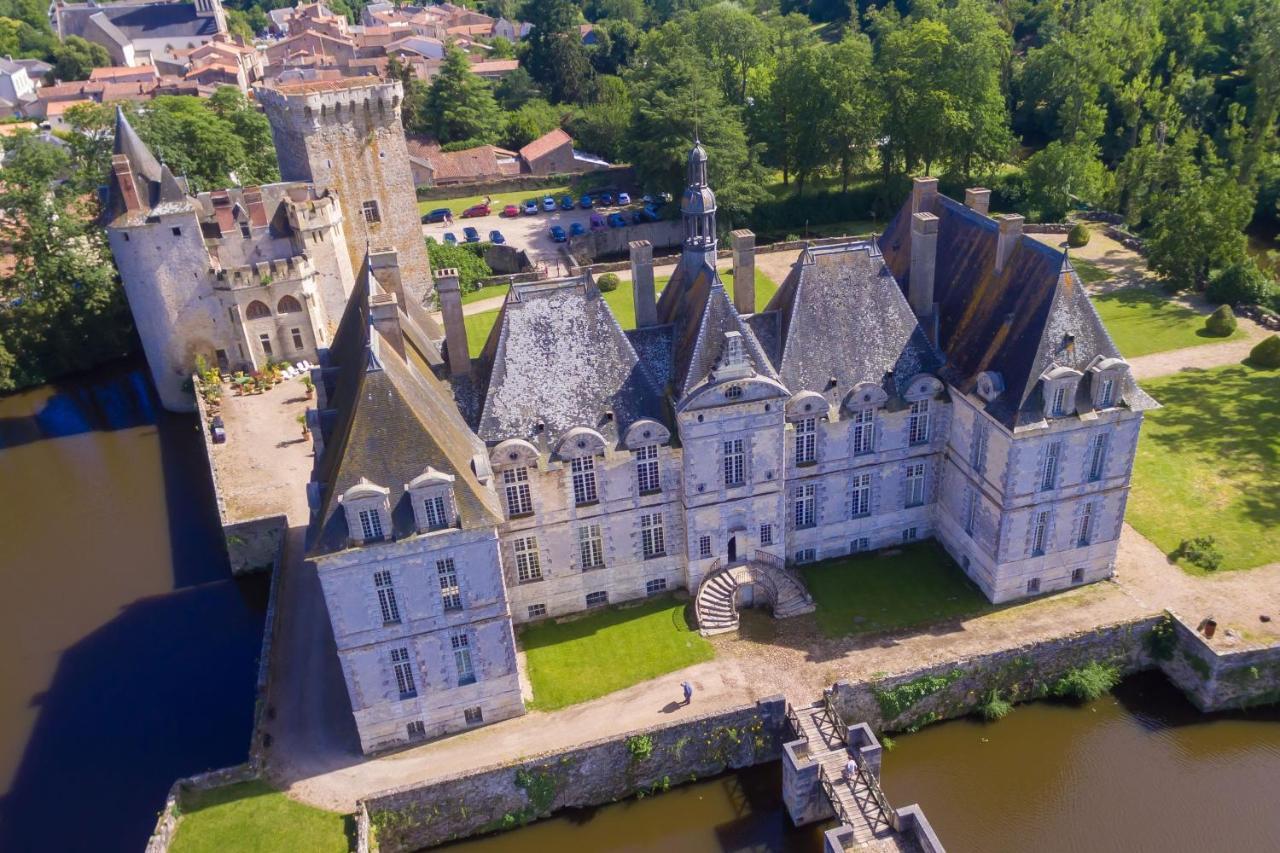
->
[731, 229, 756, 315]
[995, 214, 1024, 274]
[368, 290, 404, 359]
[911, 176, 938, 216]
[964, 187, 991, 216]
[629, 240, 656, 328]
[369, 248, 406, 305]
[242, 185, 268, 228]
[909, 213, 939, 324]
[111, 155, 142, 214]
[436, 267, 470, 377]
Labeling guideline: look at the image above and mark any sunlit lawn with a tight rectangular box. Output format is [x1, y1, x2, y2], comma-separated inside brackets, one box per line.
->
[801, 542, 995, 638]
[417, 185, 573, 218]
[1070, 257, 1112, 285]
[170, 780, 347, 853]
[1092, 285, 1241, 358]
[520, 595, 714, 710]
[1127, 364, 1280, 574]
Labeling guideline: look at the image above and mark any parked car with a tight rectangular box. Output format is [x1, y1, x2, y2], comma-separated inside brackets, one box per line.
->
[461, 203, 490, 218]
[523, 199, 539, 215]
[637, 205, 660, 223]
[502, 204, 520, 217]
[607, 212, 627, 228]
[463, 226, 480, 243]
[560, 195, 575, 210]
[443, 231, 458, 244]
[617, 192, 631, 205]
[578, 194, 593, 209]
[598, 192, 614, 206]
[569, 221, 586, 237]
[630, 209, 644, 225]
[549, 224, 567, 242]
[589, 212, 606, 230]
[422, 207, 451, 223]
[542, 195, 556, 211]
[489, 230, 505, 244]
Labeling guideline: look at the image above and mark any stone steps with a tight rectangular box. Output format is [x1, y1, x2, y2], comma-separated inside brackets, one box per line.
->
[694, 559, 816, 635]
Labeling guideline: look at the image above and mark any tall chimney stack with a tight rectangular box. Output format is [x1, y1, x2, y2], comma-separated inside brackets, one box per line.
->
[629, 240, 656, 328]
[369, 248, 406, 306]
[911, 176, 938, 216]
[995, 214, 1024, 274]
[436, 268, 470, 377]
[111, 155, 143, 214]
[731, 229, 756, 315]
[368, 290, 405, 359]
[909, 213, 939, 324]
[964, 187, 991, 216]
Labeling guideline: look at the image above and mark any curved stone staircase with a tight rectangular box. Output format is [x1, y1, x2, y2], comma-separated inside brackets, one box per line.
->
[695, 553, 816, 636]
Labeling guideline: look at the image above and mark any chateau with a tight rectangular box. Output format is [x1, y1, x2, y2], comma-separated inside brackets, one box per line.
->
[304, 142, 1154, 753]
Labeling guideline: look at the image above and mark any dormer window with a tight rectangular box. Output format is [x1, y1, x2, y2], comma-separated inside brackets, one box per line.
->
[1040, 365, 1082, 419]
[406, 467, 457, 533]
[724, 331, 744, 367]
[423, 495, 449, 529]
[1097, 378, 1115, 408]
[1051, 385, 1068, 417]
[341, 479, 391, 545]
[359, 508, 384, 540]
[724, 384, 743, 400]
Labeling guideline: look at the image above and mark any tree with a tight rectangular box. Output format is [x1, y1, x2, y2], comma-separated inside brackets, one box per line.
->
[823, 33, 883, 192]
[387, 56, 431, 135]
[759, 44, 830, 196]
[50, 35, 108, 81]
[1021, 140, 1109, 221]
[1146, 170, 1252, 290]
[569, 74, 632, 161]
[502, 99, 564, 149]
[426, 45, 502, 145]
[0, 132, 133, 391]
[690, 3, 770, 106]
[132, 92, 279, 190]
[524, 0, 596, 104]
[493, 66, 541, 110]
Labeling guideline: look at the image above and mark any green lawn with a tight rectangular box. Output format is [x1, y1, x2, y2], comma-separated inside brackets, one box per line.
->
[417, 185, 573, 218]
[1070, 257, 1112, 285]
[465, 268, 779, 357]
[1127, 364, 1280, 574]
[1092, 285, 1241, 358]
[800, 542, 995, 638]
[171, 780, 348, 853]
[520, 595, 714, 710]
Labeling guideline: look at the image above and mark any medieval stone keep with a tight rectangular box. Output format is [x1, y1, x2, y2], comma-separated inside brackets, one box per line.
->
[305, 141, 1154, 753]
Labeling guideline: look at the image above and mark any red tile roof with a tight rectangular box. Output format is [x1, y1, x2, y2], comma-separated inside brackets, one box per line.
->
[519, 128, 572, 164]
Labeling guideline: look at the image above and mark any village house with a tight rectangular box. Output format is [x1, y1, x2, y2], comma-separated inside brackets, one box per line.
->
[51, 0, 229, 70]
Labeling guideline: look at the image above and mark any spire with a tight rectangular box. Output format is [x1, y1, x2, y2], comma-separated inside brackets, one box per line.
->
[681, 136, 717, 273]
[113, 106, 162, 184]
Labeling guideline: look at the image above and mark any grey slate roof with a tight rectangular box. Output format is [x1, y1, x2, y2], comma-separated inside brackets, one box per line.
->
[105, 107, 192, 224]
[58, 2, 220, 41]
[879, 195, 1156, 428]
[472, 275, 666, 446]
[765, 240, 943, 398]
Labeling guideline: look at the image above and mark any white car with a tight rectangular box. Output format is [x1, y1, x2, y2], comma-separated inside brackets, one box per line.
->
[542, 196, 556, 211]
[618, 192, 631, 205]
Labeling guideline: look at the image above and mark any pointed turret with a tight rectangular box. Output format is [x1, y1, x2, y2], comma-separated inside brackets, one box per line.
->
[105, 107, 191, 223]
[680, 136, 718, 274]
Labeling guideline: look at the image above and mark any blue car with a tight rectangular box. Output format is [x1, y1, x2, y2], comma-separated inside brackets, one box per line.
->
[523, 199, 539, 215]
[422, 207, 451, 223]
[578, 195, 593, 209]
[560, 195, 575, 210]
[569, 222, 586, 237]
[630, 210, 644, 225]
[489, 230, 505, 244]
[599, 192, 615, 206]
[443, 232, 458, 244]
[607, 212, 626, 228]
[638, 206, 660, 223]
[549, 224, 567, 243]
[463, 226, 480, 243]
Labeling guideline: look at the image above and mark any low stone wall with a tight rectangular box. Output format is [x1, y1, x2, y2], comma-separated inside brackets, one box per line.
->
[568, 219, 684, 261]
[1024, 223, 1072, 235]
[1159, 611, 1280, 711]
[1238, 303, 1280, 332]
[145, 763, 258, 853]
[361, 696, 787, 852]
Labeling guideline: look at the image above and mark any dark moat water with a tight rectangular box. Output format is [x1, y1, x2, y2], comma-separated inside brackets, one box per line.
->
[450, 672, 1280, 853]
[0, 362, 267, 852]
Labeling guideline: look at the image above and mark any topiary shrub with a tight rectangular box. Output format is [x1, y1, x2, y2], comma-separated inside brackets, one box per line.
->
[1248, 334, 1280, 368]
[1204, 304, 1237, 337]
[597, 272, 620, 292]
[1176, 535, 1223, 571]
[1207, 259, 1276, 307]
[1067, 222, 1091, 248]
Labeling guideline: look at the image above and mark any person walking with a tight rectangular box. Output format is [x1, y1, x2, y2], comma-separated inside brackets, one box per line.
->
[844, 756, 857, 782]
[681, 681, 693, 706]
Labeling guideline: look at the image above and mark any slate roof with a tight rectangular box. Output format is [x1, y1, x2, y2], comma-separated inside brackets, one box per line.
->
[105, 107, 191, 224]
[471, 275, 666, 446]
[58, 2, 220, 41]
[308, 259, 500, 556]
[879, 194, 1156, 428]
[766, 240, 943, 399]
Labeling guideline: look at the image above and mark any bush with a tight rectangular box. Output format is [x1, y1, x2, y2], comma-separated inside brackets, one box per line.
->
[597, 272, 620, 292]
[1207, 260, 1277, 307]
[1067, 222, 1091, 247]
[626, 734, 653, 761]
[1204, 305, 1237, 337]
[977, 689, 1013, 721]
[1051, 661, 1121, 703]
[425, 238, 492, 293]
[1176, 535, 1223, 571]
[1248, 335, 1280, 368]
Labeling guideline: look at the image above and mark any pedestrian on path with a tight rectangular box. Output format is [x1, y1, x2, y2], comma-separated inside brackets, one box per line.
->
[844, 757, 857, 782]
[681, 681, 693, 706]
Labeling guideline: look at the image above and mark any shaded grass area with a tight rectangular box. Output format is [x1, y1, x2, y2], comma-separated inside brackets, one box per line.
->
[1070, 257, 1111, 285]
[170, 780, 348, 853]
[800, 542, 995, 638]
[520, 595, 713, 710]
[1092, 285, 1240, 358]
[1127, 364, 1280, 574]
[465, 269, 778, 357]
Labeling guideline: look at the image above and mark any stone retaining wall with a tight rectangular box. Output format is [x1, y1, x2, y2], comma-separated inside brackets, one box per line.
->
[361, 696, 787, 852]
[145, 763, 257, 853]
[1159, 611, 1280, 711]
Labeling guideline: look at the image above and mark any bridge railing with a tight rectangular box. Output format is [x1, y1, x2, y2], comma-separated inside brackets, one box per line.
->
[818, 764, 853, 826]
[852, 746, 896, 826]
[785, 702, 805, 741]
[822, 690, 848, 743]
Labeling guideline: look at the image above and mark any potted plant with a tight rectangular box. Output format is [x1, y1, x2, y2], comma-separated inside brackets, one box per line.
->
[301, 374, 314, 398]
[297, 412, 309, 437]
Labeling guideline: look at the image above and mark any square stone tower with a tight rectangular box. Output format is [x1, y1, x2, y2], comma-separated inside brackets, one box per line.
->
[257, 78, 435, 316]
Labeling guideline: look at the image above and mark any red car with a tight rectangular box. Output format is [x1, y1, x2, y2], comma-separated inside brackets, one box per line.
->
[461, 203, 491, 218]
[502, 204, 520, 218]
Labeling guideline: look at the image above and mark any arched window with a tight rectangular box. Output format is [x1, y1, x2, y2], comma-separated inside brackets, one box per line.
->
[245, 300, 270, 319]
[277, 294, 303, 314]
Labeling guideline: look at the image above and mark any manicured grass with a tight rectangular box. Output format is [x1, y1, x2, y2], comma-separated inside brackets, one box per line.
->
[1092, 285, 1241, 358]
[417, 184, 573, 218]
[1127, 364, 1280, 574]
[520, 595, 714, 710]
[800, 542, 995, 638]
[171, 780, 348, 853]
[1070, 257, 1112, 285]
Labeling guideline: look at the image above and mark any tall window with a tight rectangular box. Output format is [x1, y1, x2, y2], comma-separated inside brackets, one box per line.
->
[423, 494, 449, 530]
[1052, 385, 1068, 416]
[793, 484, 816, 528]
[970, 423, 989, 474]
[908, 400, 930, 445]
[503, 467, 532, 517]
[1098, 378, 1115, 408]
[759, 523, 773, 546]
[964, 488, 978, 536]
[1078, 502, 1095, 547]
[361, 199, 381, 223]
[578, 523, 604, 570]
[451, 632, 475, 685]
[904, 463, 926, 508]
[359, 508, 384, 541]
[1031, 510, 1050, 556]
[635, 445, 660, 493]
[437, 558, 461, 611]
[291, 328, 304, 350]
[640, 513, 665, 558]
[1088, 434, 1109, 482]
[698, 535, 712, 559]
[1041, 442, 1062, 491]
[513, 536, 541, 582]
[391, 647, 416, 699]
[723, 439, 745, 487]
[850, 473, 872, 518]
[795, 418, 816, 464]
[571, 456, 598, 505]
[852, 408, 875, 455]
[259, 333, 273, 357]
[374, 570, 400, 624]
